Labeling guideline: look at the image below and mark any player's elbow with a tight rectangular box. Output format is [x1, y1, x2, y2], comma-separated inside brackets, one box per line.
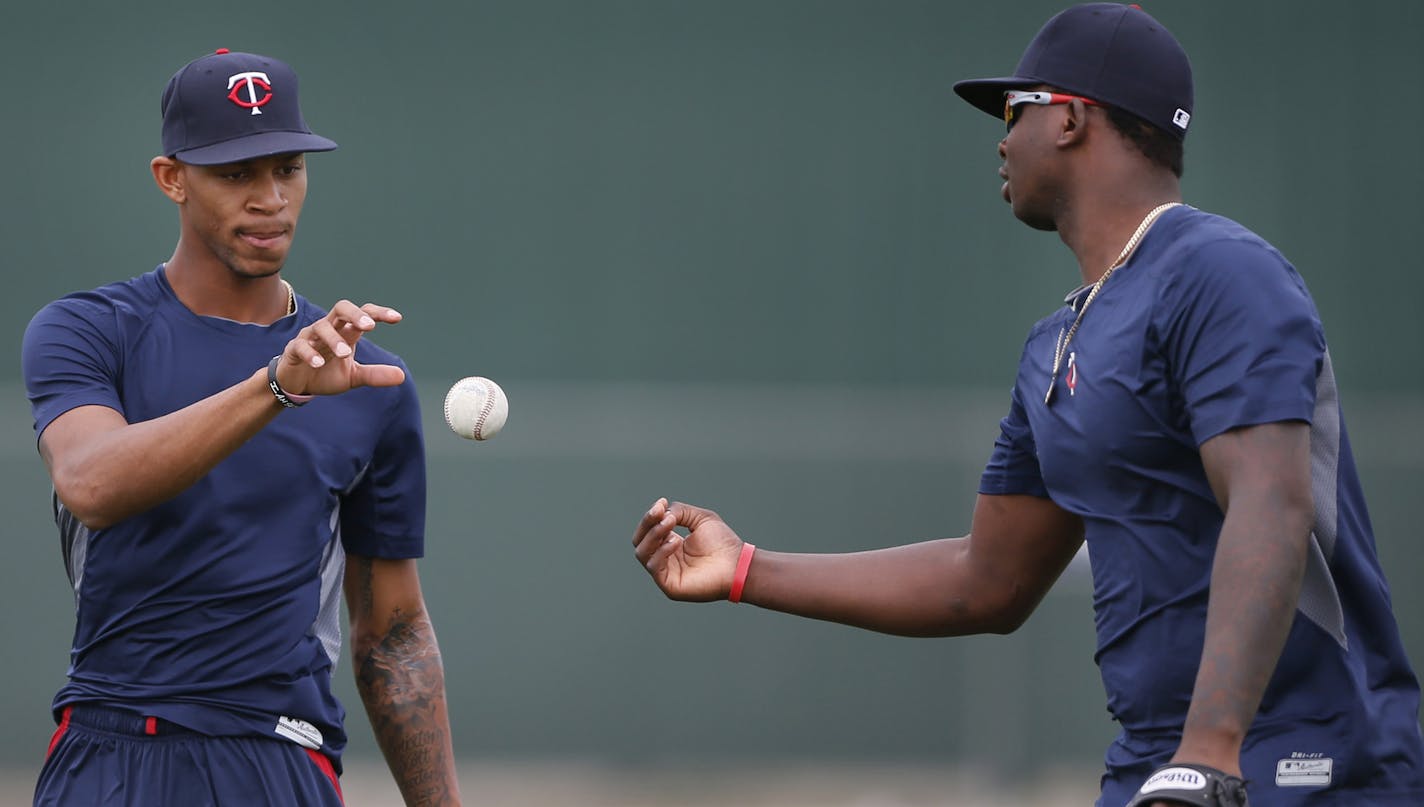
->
[917, 550, 1052, 636]
[987, 602, 1036, 635]
[51, 472, 121, 531]
[346, 610, 386, 655]
[985, 597, 1042, 634]
[922, 587, 1038, 636]
[347, 619, 387, 671]
[977, 581, 1049, 635]
[348, 631, 377, 665]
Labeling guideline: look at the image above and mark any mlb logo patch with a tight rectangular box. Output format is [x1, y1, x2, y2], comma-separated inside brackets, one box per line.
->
[1172, 108, 1191, 130]
[1276, 757, 1332, 787]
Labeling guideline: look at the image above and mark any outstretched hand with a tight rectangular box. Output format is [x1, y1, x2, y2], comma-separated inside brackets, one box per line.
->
[274, 300, 406, 396]
[633, 498, 745, 602]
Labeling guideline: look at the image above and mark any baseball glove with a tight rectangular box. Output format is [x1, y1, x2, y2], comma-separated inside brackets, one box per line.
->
[1126, 763, 1249, 807]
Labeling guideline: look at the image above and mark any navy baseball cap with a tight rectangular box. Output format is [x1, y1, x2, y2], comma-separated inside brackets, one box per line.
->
[953, 3, 1193, 139]
[161, 49, 338, 165]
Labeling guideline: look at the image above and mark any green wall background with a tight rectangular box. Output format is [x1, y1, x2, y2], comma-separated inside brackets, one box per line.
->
[1, 0, 1420, 788]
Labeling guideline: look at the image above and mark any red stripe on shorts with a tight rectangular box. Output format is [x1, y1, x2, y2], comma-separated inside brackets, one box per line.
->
[45, 706, 72, 760]
[304, 747, 344, 804]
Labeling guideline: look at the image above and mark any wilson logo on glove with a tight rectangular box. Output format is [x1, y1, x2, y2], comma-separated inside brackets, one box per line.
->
[1126, 762, 1249, 807]
[1141, 767, 1207, 792]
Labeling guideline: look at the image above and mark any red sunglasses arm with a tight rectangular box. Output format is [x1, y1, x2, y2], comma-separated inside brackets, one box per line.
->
[1048, 93, 1100, 106]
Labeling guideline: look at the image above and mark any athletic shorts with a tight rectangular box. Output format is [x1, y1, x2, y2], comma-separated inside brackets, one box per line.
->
[34, 705, 344, 807]
[1098, 726, 1424, 806]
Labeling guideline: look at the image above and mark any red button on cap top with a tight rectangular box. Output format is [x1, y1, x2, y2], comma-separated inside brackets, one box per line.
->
[215, 48, 230, 54]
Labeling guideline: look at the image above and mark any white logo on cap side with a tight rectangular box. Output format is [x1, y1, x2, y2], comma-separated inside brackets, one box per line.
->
[1173, 108, 1191, 130]
[1139, 767, 1207, 793]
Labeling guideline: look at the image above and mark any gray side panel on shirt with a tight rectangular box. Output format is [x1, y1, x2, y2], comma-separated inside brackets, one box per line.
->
[1300, 349, 1346, 648]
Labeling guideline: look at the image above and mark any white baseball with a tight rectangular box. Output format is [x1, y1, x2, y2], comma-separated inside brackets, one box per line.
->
[443, 377, 508, 441]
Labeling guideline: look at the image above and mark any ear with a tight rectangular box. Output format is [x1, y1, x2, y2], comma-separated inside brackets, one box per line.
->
[1055, 98, 1093, 149]
[151, 156, 186, 204]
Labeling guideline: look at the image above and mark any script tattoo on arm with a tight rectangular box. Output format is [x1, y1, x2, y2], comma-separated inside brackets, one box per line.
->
[350, 557, 461, 806]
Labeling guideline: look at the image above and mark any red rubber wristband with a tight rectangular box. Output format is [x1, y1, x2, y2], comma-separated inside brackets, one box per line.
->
[728, 542, 756, 603]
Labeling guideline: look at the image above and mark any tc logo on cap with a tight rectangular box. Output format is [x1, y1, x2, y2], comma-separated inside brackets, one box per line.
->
[227, 71, 273, 116]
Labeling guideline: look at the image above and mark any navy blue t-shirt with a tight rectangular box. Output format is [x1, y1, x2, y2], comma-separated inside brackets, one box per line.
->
[21, 266, 427, 770]
[981, 206, 1424, 804]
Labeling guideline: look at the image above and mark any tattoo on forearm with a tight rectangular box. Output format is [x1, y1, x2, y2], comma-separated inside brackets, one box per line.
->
[355, 608, 458, 806]
[1186, 450, 1310, 750]
[354, 557, 374, 619]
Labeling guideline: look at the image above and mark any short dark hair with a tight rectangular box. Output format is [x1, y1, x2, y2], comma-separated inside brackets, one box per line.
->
[1104, 105, 1184, 178]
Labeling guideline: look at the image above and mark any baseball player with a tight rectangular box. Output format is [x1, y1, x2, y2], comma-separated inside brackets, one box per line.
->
[631, 5, 1424, 805]
[23, 50, 461, 805]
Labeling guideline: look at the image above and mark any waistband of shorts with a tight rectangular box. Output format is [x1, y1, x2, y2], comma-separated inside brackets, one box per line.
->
[62, 704, 203, 737]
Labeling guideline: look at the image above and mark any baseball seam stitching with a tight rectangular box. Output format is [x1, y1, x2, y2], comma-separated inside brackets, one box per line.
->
[473, 379, 497, 439]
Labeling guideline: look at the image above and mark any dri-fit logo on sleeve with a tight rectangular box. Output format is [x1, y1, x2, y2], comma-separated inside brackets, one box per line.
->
[227, 72, 272, 115]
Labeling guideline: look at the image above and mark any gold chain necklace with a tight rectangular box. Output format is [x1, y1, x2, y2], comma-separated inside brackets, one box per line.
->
[1044, 201, 1181, 404]
[280, 279, 296, 317]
